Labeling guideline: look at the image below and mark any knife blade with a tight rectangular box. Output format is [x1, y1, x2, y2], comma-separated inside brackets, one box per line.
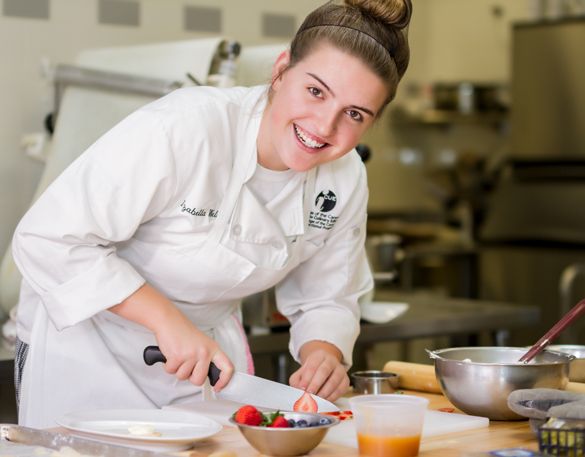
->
[0, 424, 169, 457]
[143, 346, 339, 413]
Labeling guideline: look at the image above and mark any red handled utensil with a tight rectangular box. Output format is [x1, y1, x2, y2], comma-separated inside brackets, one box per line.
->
[519, 298, 585, 363]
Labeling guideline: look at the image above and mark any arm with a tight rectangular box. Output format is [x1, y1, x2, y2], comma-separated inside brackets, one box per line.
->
[279, 158, 372, 401]
[109, 284, 233, 390]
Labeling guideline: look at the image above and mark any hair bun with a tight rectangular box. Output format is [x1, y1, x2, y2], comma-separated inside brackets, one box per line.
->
[345, 0, 412, 29]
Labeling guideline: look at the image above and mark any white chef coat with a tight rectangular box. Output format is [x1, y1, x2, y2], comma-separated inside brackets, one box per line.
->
[12, 85, 373, 429]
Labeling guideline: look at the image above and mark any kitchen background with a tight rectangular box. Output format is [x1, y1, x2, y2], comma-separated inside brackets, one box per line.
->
[2, 0, 585, 420]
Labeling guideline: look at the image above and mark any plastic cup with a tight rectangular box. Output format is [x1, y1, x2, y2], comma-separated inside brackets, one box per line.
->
[349, 394, 429, 457]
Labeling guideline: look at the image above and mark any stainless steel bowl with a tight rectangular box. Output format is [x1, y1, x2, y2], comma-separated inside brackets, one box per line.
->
[351, 370, 399, 394]
[229, 412, 340, 456]
[431, 347, 574, 421]
[547, 345, 585, 383]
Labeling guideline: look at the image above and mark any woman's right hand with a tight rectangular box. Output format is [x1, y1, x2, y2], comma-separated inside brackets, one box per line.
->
[153, 310, 234, 391]
[109, 283, 234, 391]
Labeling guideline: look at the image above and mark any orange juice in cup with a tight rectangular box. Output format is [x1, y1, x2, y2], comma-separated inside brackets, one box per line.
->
[349, 395, 429, 457]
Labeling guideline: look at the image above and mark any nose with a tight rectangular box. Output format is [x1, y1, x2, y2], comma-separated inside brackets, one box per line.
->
[315, 107, 338, 138]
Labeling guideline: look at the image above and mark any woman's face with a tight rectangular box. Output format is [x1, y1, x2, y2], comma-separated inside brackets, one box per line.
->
[257, 43, 388, 172]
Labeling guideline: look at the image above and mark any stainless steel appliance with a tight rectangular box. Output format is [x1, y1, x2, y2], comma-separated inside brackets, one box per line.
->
[478, 19, 585, 347]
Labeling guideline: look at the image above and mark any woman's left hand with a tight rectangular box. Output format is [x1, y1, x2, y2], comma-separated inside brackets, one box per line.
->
[289, 341, 349, 402]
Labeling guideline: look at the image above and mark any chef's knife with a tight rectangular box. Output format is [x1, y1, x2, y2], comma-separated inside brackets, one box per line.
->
[0, 424, 169, 457]
[143, 346, 339, 412]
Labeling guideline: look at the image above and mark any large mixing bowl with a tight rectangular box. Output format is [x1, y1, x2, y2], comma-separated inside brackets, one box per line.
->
[547, 345, 585, 382]
[431, 347, 574, 421]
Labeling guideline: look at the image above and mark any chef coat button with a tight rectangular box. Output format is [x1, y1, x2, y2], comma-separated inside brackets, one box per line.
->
[232, 224, 242, 236]
[353, 227, 360, 237]
[272, 241, 285, 250]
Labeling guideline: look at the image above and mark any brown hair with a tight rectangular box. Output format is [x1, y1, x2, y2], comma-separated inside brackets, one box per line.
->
[286, 0, 412, 115]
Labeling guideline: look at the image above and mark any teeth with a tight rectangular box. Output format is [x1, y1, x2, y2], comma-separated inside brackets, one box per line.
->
[295, 125, 326, 149]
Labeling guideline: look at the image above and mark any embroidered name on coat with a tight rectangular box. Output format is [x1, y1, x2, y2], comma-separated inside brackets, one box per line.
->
[180, 200, 218, 218]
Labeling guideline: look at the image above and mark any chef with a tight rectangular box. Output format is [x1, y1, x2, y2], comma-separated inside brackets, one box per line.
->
[12, 0, 412, 429]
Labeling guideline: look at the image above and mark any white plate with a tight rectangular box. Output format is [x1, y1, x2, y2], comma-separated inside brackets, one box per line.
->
[55, 409, 222, 452]
[359, 301, 409, 324]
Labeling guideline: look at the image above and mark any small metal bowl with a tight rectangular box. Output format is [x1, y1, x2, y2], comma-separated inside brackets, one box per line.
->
[351, 370, 399, 394]
[229, 412, 340, 456]
[547, 345, 585, 383]
[431, 347, 574, 421]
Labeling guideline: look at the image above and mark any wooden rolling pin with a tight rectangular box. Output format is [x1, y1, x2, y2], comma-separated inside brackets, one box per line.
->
[383, 360, 585, 394]
[383, 361, 442, 393]
[566, 381, 585, 393]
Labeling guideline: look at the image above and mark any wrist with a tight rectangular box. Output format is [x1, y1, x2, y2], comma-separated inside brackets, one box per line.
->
[299, 340, 342, 365]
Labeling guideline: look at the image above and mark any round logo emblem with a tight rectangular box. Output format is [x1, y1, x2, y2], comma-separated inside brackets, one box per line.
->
[315, 190, 337, 212]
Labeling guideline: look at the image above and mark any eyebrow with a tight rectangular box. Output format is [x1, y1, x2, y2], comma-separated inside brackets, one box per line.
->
[307, 72, 375, 117]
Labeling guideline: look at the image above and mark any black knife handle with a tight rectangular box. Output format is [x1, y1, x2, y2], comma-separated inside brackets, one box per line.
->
[143, 345, 221, 386]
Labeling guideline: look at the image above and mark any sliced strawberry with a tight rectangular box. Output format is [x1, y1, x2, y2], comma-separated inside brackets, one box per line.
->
[438, 408, 455, 413]
[293, 392, 318, 413]
[321, 411, 341, 416]
[234, 405, 264, 426]
[269, 416, 290, 428]
[342, 411, 353, 415]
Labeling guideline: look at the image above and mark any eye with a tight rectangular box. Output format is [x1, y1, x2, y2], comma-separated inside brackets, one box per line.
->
[309, 87, 323, 98]
[347, 110, 363, 122]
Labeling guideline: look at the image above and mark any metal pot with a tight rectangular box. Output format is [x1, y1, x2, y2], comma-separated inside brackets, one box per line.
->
[351, 371, 399, 395]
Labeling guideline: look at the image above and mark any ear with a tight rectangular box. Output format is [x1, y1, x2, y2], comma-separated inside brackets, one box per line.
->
[271, 50, 291, 91]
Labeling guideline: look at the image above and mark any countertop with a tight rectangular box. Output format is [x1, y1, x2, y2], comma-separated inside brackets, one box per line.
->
[44, 390, 540, 457]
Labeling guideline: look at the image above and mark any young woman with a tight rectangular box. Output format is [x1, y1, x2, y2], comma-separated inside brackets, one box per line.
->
[12, 0, 412, 429]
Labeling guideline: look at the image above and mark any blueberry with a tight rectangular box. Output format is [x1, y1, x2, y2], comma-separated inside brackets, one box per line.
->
[288, 419, 296, 427]
[319, 418, 331, 425]
[309, 421, 318, 427]
[297, 419, 308, 427]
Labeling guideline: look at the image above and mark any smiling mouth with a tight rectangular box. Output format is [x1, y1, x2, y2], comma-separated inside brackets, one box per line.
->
[294, 125, 327, 149]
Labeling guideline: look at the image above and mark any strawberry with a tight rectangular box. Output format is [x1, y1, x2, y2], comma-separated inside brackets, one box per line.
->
[269, 416, 290, 428]
[234, 405, 264, 426]
[293, 391, 318, 413]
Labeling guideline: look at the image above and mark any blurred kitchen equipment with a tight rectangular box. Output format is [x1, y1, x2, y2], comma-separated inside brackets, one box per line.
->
[479, 19, 585, 349]
[429, 347, 574, 420]
[359, 302, 408, 324]
[242, 287, 289, 331]
[351, 370, 399, 394]
[559, 263, 585, 343]
[519, 299, 585, 363]
[229, 412, 339, 456]
[383, 361, 441, 393]
[432, 83, 508, 114]
[365, 233, 401, 284]
[547, 345, 585, 382]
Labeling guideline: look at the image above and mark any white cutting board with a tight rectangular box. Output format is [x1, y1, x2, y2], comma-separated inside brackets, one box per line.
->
[163, 398, 489, 448]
